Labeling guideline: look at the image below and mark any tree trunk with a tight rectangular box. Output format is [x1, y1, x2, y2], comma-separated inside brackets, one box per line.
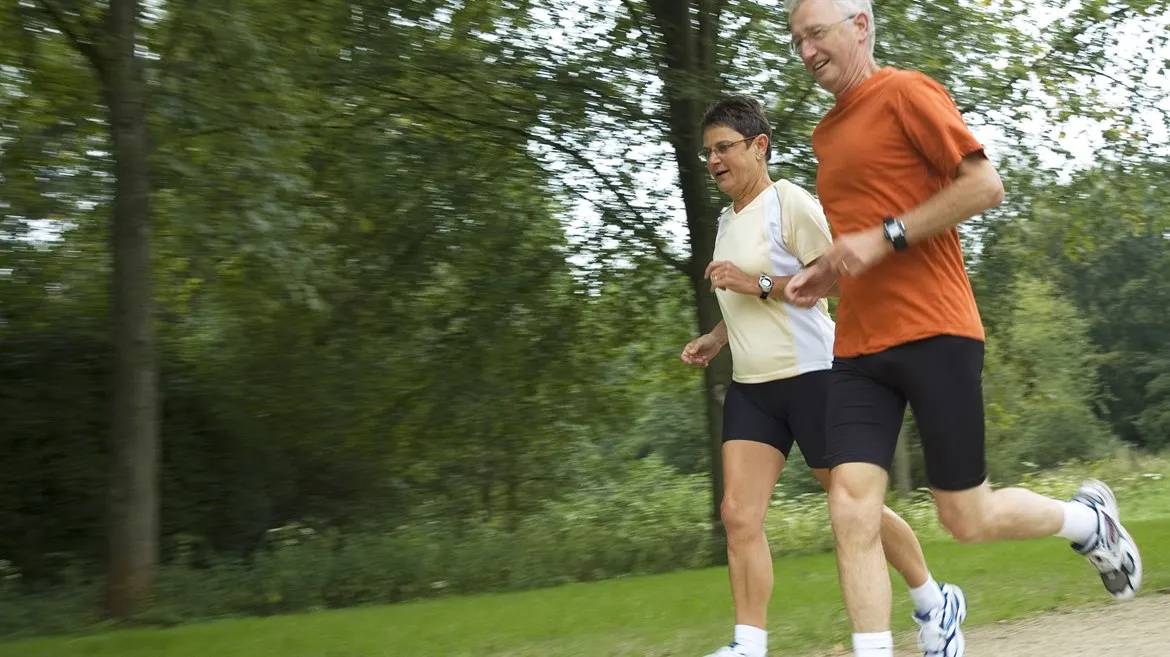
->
[103, 0, 159, 619]
[645, 0, 727, 559]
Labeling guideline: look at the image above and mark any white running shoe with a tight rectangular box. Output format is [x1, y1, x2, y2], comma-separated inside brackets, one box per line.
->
[913, 582, 966, 657]
[703, 643, 754, 657]
[1068, 479, 1142, 601]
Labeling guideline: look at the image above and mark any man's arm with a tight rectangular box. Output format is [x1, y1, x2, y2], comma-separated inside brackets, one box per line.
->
[767, 275, 795, 302]
[898, 154, 1004, 245]
[892, 72, 1005, 242]
[786, 257, 839, 303]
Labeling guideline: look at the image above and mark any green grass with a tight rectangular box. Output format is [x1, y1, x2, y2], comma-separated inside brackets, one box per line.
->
[2, 518, 1166, 657]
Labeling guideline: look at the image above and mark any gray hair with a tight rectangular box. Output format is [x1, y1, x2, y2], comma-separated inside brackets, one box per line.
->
[785, 0, 876, 56]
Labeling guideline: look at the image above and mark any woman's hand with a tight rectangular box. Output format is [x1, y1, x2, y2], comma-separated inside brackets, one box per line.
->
[705, 260, 760, 296]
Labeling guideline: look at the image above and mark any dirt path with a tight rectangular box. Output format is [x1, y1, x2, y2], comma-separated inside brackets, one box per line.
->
[811, 594, 1170, 656]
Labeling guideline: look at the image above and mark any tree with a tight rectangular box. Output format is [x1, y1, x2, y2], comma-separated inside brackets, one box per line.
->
[982, 275, 1115, 481]
[27, 0, 157, 617]
[366, 0, 1169, 539]
[974, 157, 1170, 448]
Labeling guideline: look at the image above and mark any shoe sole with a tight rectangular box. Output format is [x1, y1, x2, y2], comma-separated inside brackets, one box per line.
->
[1104, 523, 1142, 601]
[1079, 480, 1142, 601]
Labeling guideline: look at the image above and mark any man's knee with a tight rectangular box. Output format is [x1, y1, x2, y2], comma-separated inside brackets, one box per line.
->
[720, 493, 765, 542]
[935, 486, 994, 543]
[827, 463, 887, 538]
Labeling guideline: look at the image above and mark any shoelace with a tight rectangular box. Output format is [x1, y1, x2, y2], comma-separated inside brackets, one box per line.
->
[916, 593, 958, 654]
[916, 610, 948, 652]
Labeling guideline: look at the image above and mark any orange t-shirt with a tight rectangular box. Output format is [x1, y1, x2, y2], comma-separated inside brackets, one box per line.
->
[812, 66, 986, 358]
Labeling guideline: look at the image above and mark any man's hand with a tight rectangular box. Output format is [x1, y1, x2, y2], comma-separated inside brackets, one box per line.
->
[681, 332, 725, 368]
[705, 260, 760, 296]
[825, 227, 893, 277]
[784, 260, 837, 308]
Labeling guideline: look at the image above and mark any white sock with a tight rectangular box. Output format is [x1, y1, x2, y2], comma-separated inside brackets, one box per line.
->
[852, 631, 893, 656]
[733, 624, 767, 656]
[908, 574, 945, 615]
[1056, 500, 1098, 544]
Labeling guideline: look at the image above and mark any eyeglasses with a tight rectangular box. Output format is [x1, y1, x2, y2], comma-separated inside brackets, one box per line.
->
[788, 14, 857, 56]
[698, 136, 758, 163]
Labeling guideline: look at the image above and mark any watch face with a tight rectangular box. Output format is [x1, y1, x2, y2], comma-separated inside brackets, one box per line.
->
[759, 275, 773, 290]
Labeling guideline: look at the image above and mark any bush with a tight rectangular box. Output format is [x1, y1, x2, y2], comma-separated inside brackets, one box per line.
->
[2, 453, 1167, 640]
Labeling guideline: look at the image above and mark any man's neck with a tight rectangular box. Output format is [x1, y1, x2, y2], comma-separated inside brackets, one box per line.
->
[834, 60, 881, 100]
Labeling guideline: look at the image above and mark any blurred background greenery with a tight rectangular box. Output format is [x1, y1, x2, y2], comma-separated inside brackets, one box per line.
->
[1, 0, 1169, 645]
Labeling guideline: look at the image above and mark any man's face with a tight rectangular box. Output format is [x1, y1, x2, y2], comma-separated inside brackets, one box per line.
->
[789, 0, 866, 95]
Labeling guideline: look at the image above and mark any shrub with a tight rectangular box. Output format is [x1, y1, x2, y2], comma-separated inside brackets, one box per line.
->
[2, 454, 1167, 639]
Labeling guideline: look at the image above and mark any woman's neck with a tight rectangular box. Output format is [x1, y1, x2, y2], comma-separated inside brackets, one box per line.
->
[733, 174, 774, 213]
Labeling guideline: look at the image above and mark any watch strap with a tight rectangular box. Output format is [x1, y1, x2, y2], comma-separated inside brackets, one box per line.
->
[883, 217, 909, 251]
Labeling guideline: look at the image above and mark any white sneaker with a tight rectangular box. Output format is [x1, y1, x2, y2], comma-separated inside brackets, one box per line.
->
[1068, 479, 1142, 600]
[913, 582, 966, 657]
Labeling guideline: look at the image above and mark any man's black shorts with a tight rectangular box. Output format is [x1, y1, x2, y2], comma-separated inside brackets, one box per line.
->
[825, 334, 987, 491]
[722, 370, 832, 469]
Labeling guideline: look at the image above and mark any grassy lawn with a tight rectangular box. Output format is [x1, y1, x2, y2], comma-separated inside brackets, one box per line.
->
[1, 518, 1165, 657]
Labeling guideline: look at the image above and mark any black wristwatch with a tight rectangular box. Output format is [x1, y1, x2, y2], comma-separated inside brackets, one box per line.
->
[883, 217, 909, 251]
[757, 274, 774, 299]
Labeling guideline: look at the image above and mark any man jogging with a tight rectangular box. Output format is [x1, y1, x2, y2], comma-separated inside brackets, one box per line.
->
[781, 1, 1142, 656]
[684, 95, 963, 657]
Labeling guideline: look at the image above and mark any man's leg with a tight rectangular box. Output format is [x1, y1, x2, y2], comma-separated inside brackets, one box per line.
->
[810, 468, 931, 591]
[878, 506, 929, 589]
[933, 483, 1063, 542]
[908, 336, 1142, 601]
[821, 358, 907, 656]
[795, 368, 949, 633]
[931, 479, 1142, 600]
[829, 463, 896, 649]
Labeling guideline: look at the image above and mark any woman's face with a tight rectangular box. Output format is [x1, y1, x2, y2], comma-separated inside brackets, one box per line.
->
[703, 125, 766, 199]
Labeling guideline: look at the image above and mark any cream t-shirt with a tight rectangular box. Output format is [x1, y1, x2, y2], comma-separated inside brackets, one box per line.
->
[713, 179, 835, 383]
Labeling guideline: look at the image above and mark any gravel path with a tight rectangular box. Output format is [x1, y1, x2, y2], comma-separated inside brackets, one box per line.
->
[809, 594, 1170, 656]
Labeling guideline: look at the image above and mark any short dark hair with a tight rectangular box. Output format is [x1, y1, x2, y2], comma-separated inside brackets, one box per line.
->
[700, 96, 773, 162]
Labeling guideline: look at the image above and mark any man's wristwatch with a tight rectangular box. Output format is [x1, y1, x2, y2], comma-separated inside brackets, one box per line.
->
[883, 217, 909, 252]
[758, 274, 774, 299]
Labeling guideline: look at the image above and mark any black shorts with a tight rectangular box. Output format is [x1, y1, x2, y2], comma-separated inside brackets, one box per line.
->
[722, 370, 832, 469]
[825, 334, 986, 491]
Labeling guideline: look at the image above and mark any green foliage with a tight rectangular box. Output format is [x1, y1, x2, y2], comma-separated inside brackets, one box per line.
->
[0, 457, 716, 637]
[2, 510, 1168, 657]
[972, 159, 1170, 450]
[2, 453, 1168, 642]
[982, 275, 1116, 481]
[3, 0, 1170, 635]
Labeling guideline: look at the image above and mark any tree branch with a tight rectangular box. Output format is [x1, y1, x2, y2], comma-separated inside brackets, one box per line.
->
[772, 82, 816, 136]
[1062, 64, 1136, 93]
[158, 0, 199, 77]
[618, 0, 650, 38]
[958, 7, 1134, 114]
[335, 71, 688, 274]
[180, 80, 688, 275]
[34, 0, 106, 76]
[394, 88, 686, 273]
